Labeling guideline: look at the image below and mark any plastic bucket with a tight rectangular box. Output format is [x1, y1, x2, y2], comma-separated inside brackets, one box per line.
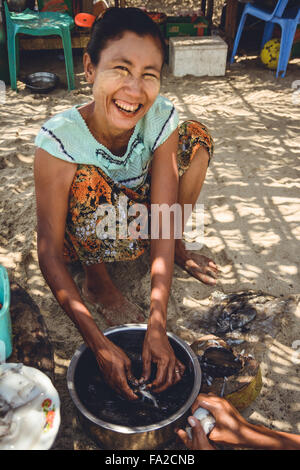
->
[0, 265, 12, 359]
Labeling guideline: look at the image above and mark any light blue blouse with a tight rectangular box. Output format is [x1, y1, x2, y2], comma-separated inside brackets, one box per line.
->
[35, 94, 179, 189]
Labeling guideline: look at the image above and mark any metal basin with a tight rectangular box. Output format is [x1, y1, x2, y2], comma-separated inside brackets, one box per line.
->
[24, 72, 59, 93]
[67, 324, 201, 450]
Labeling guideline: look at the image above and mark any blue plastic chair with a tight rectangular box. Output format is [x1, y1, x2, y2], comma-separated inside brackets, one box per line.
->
[265, 6, 300, 77]
[4, 1, 75, 91]
[230, 0, 300, 77]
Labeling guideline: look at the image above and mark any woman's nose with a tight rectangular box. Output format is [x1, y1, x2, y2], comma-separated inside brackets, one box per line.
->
[124, 75, 143, 97]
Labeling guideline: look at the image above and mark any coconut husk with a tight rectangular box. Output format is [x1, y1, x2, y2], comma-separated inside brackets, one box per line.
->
[8, 282, 54, 381]
[190, 335, 262, 411]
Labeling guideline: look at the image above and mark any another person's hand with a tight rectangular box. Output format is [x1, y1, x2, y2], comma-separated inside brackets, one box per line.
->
[140, 325, 185, 392]
[190, 393, 250, 447]
[176, 393, 247, 450]
[95, 338, 138, 401]
[176, 416, 215, 450]
[187, 394, 300, 450]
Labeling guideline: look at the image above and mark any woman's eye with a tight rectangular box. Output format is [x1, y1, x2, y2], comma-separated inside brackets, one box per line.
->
[114, 66, 129, 75]
[143, 73, 159, 81]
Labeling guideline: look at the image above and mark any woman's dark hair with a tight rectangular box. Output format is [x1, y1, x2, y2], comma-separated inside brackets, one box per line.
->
[86, 7, 167, 66]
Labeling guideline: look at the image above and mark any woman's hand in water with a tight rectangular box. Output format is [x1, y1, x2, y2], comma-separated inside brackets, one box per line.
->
[140, 324, 185, 393]
[95, 337, 138, 400]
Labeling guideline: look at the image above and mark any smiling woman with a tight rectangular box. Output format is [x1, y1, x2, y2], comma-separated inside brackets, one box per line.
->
[34, 7, 216, 402]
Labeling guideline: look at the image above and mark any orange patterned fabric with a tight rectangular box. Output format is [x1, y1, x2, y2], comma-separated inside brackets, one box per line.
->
[177, 120, 214, 176]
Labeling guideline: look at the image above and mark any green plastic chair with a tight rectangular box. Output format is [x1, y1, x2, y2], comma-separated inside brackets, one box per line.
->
[4, 1, 75, 91]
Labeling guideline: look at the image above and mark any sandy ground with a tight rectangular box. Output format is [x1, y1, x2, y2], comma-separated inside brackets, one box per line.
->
[0, 6, 300, 449]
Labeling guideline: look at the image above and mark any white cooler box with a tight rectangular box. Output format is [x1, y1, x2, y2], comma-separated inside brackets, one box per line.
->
[169, 35, 228, 77]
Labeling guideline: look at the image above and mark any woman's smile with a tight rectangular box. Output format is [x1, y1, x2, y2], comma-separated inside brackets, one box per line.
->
[113, 99, 142, 115]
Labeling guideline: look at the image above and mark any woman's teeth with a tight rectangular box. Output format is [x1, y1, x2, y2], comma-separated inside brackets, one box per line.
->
[114, 100, 141, 113]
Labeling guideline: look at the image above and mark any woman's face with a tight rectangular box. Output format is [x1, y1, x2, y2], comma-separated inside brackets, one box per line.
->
[84, 31, 163, 135]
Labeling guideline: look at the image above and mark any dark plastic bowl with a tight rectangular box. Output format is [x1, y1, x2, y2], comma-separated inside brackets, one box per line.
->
[24, 72, 59, 93]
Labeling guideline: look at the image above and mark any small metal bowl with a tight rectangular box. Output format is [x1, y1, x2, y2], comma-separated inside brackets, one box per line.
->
[24, 72, 59, 93]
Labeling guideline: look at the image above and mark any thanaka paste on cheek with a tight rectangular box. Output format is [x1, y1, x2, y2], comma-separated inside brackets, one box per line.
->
[93, 69, 128, 91]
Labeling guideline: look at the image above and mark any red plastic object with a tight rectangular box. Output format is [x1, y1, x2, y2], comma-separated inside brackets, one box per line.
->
[75, 13, 96, 28]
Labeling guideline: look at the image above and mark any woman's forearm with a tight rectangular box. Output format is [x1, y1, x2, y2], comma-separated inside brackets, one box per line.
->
[38, 251, 108, 352]
[149, 237, 175, 331]
[149, 129, 179, 332]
